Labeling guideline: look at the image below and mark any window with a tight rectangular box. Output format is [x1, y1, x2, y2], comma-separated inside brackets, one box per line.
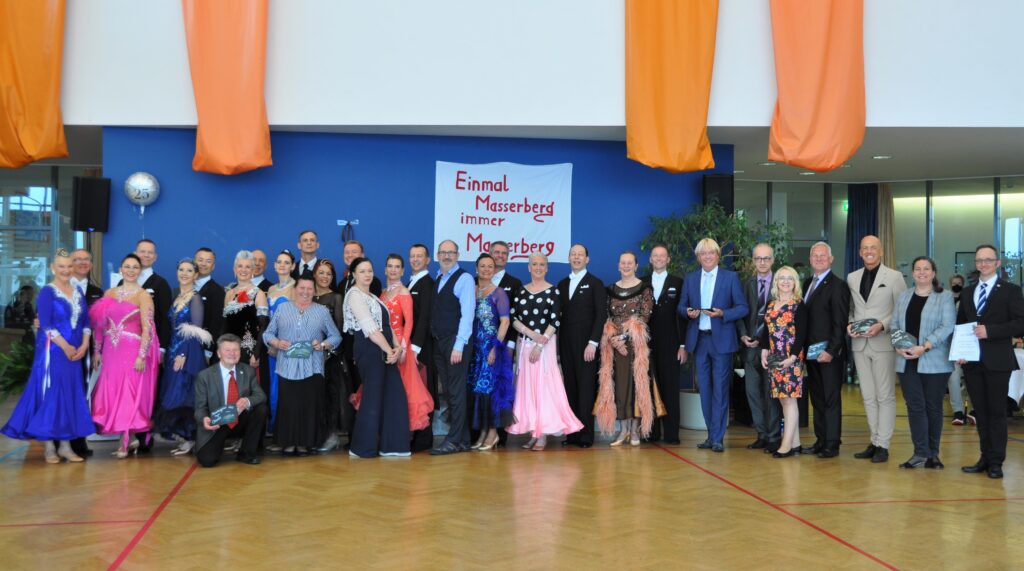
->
[932, 179, 995, 281]
[999, 177, 1023, 285]
[890, 182, 927, 286]
[734, 181, 767, 227]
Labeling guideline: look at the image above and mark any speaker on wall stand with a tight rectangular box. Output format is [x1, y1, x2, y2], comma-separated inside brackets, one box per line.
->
[702, 174, 734, 213]
[72, 176, 111, 233]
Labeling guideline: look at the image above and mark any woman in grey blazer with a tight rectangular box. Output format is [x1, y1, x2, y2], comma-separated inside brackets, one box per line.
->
[889, 256, 955, 469]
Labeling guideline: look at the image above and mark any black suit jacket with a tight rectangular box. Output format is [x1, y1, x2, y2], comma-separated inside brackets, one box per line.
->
[957, 279, 1024, 371]
[82, 282, 104, 307]
[496, 271, 523, 346]
[121, 272, 172, 348]
[557, 271, 607, 347]
[644, 273, 685, 351]
[802, 271, 851, 358]
[409, 274, 436, 364]
[736, 275, 770, 342]
[197, 278, 225, 339]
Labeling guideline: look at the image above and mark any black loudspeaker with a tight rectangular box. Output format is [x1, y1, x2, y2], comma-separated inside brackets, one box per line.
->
[702, 174, 734, 212]
[72, 176, 111, 232]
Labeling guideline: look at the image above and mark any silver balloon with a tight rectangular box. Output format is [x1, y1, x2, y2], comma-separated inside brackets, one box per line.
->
[124, 172, 161, 212]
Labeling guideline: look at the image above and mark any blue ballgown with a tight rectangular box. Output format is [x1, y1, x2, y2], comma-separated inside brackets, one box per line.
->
[1, 284, 94, 441]
[468, 288, 515, 429]
[153, 291, 211, 440]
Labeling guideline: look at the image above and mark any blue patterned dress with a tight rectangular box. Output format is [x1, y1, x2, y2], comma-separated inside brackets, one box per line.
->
[153, 291, 210, 440]
[2, 284, 94, 441]
[468, 287, 514, 429]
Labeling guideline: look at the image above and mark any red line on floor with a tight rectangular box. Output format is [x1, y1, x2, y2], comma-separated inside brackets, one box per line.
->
[107, 463, 197, 570]
[0, 520, 146, 529]
[654, 444, 898, 571]
[778, 496, 1024, 507]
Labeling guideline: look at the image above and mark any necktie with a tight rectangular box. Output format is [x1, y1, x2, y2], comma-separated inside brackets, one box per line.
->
[976, 282, 988, 315]
[805, 277, 820, 302]
[226, 370, 239, 429]
[758, 278, 767, 307]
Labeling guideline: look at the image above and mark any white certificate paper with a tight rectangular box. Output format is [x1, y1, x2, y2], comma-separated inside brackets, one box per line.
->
[949, 322, 981, 362]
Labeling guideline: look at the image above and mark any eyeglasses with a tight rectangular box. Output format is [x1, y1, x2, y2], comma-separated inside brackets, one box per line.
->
[753, 257, 773, 263]
[975, 258, 998, 264]
[438, 250, 458, 257]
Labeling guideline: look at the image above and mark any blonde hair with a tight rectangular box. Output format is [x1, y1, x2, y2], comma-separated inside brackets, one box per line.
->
[770, 266, 803, 302]
[694, 238, 721, 256]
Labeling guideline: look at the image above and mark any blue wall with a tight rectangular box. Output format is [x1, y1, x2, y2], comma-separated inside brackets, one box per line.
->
[102, 127, 732, 285]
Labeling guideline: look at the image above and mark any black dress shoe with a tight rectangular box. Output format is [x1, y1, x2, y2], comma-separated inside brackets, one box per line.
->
[578, 442, 592, 449]
[854, 444, 878, 459]
[925, 457, 945, 470]
[663, 439, 681, 445]
[804, 442, 822, 455]
[871, 447, 889, 463]
[817, 448, 838, 458]
[560, 439, 573, 447]
[773, 448, 797, 458]
[765, 440, 782, 454]
[988, 465, 1004, 479]
[697, 439, 713, 449]
[961, 460, 989, 474]
[235, 455, 261, 465]
[430, 442, 464, 456]
[747, 438, 767, 450]
[899, 456, 926, 469]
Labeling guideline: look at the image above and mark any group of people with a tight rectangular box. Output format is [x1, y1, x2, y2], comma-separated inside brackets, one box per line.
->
[3, 231, 1022, 478]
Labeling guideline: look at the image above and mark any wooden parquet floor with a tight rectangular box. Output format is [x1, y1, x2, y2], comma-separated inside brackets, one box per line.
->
[2, 385, 1023, 570]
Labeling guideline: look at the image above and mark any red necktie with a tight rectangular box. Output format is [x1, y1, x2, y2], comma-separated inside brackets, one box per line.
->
[227, 370, 239, 428]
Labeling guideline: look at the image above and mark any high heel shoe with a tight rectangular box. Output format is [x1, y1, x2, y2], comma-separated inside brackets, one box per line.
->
[114, 448, 129, 459]
[470, 438, 486, 450]
[610, 431, 629, 447]
[57, 442, 84, 463]
[629, 432, 641, 447]
[44, 442, 60, 464]
[171, 441, 195, 456]
[129, 439, 140, 455]
[532, 436, 547, 451]
[773, 448, 797, 458]
[477, 434, 500, 452]
[522, 437, 538, 450]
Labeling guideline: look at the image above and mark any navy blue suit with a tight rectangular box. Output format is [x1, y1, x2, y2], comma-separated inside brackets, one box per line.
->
[677, 267, 748, 445]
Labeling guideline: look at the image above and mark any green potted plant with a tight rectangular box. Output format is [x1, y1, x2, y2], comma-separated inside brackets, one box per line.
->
[0, 341, 34, 401]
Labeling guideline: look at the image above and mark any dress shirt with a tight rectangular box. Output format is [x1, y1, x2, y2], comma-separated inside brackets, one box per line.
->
[805, 269, 830, 302]
[974, 274, 998, 307]
[436, 265, 476, 352]
[195, 275, 212, 291]
[492, 269, 506, 287]
[297, 257, 318, 276]
[408, 269, 429, 290]
[568, 269, 588, 299]
[70, 276, 88, 294]
[218, 364, 248, 408]
[263, 301, 342, 380]
[651, 270, 667, 300]
[699, 266, 719, 330]
[252, 275, 266, 287]
[860, 264, 879, 301]
[139, 267, 154, 286]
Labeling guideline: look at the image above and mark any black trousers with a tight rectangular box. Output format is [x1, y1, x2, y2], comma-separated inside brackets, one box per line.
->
[650, 346, 681, 442]
[899, 364, 947, 458]
[196, 403, 269, 467]
[806, 358, 843, 448]
[433, 334, 472, 447]
[410, 349, 436, 451]
[559, 335, 598, 445]
[964, 365, 1011, 465]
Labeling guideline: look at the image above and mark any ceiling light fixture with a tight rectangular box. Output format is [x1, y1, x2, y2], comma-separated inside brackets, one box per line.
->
[758, 161, 777, 167]
[840, 164, 852, 168]
[733, 170, 745, 174]
[872, 155, 892, 160]
[799, 171, 815, 176]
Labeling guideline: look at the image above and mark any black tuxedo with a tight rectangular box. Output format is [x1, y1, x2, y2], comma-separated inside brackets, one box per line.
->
[644, 273, 685, 442]
[196, 278, 225, 341]
[557, 271, 607, 445]
[408, 272, 437, 451]
[802, 270, 851, 450]
[957, 278, 1024, 466]
[495, 271, 523, 347]
[293, 258, 322, 282]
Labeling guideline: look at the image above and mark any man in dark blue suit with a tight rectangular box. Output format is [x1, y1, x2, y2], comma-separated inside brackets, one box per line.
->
[677, 238, 748, 452]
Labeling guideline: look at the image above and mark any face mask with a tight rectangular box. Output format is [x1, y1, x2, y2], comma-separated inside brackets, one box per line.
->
[951, 284, 963, 293]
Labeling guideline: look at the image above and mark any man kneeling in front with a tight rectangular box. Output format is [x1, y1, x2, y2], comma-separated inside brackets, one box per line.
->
[195, 334, 268, 467]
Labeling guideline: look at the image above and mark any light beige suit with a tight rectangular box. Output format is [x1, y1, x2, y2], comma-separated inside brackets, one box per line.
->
[848, 263, 907, 449]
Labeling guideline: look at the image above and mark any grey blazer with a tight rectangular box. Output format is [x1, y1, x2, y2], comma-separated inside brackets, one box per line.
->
[194, 363, 266, 452]
[888, 290, 955, 374]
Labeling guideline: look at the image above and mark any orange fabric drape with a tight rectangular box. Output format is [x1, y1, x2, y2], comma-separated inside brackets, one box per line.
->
[0, 0, 68, 168]
[182, 0, 271, 175]
[768, 0, 865, 172]
[625, 0, 718, 173]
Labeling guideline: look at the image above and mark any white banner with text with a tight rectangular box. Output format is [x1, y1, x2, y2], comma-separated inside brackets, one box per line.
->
[434, 161, 572, 262]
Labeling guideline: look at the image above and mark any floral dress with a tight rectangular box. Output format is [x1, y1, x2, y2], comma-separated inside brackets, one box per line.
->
[759, 300, 808, 398]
